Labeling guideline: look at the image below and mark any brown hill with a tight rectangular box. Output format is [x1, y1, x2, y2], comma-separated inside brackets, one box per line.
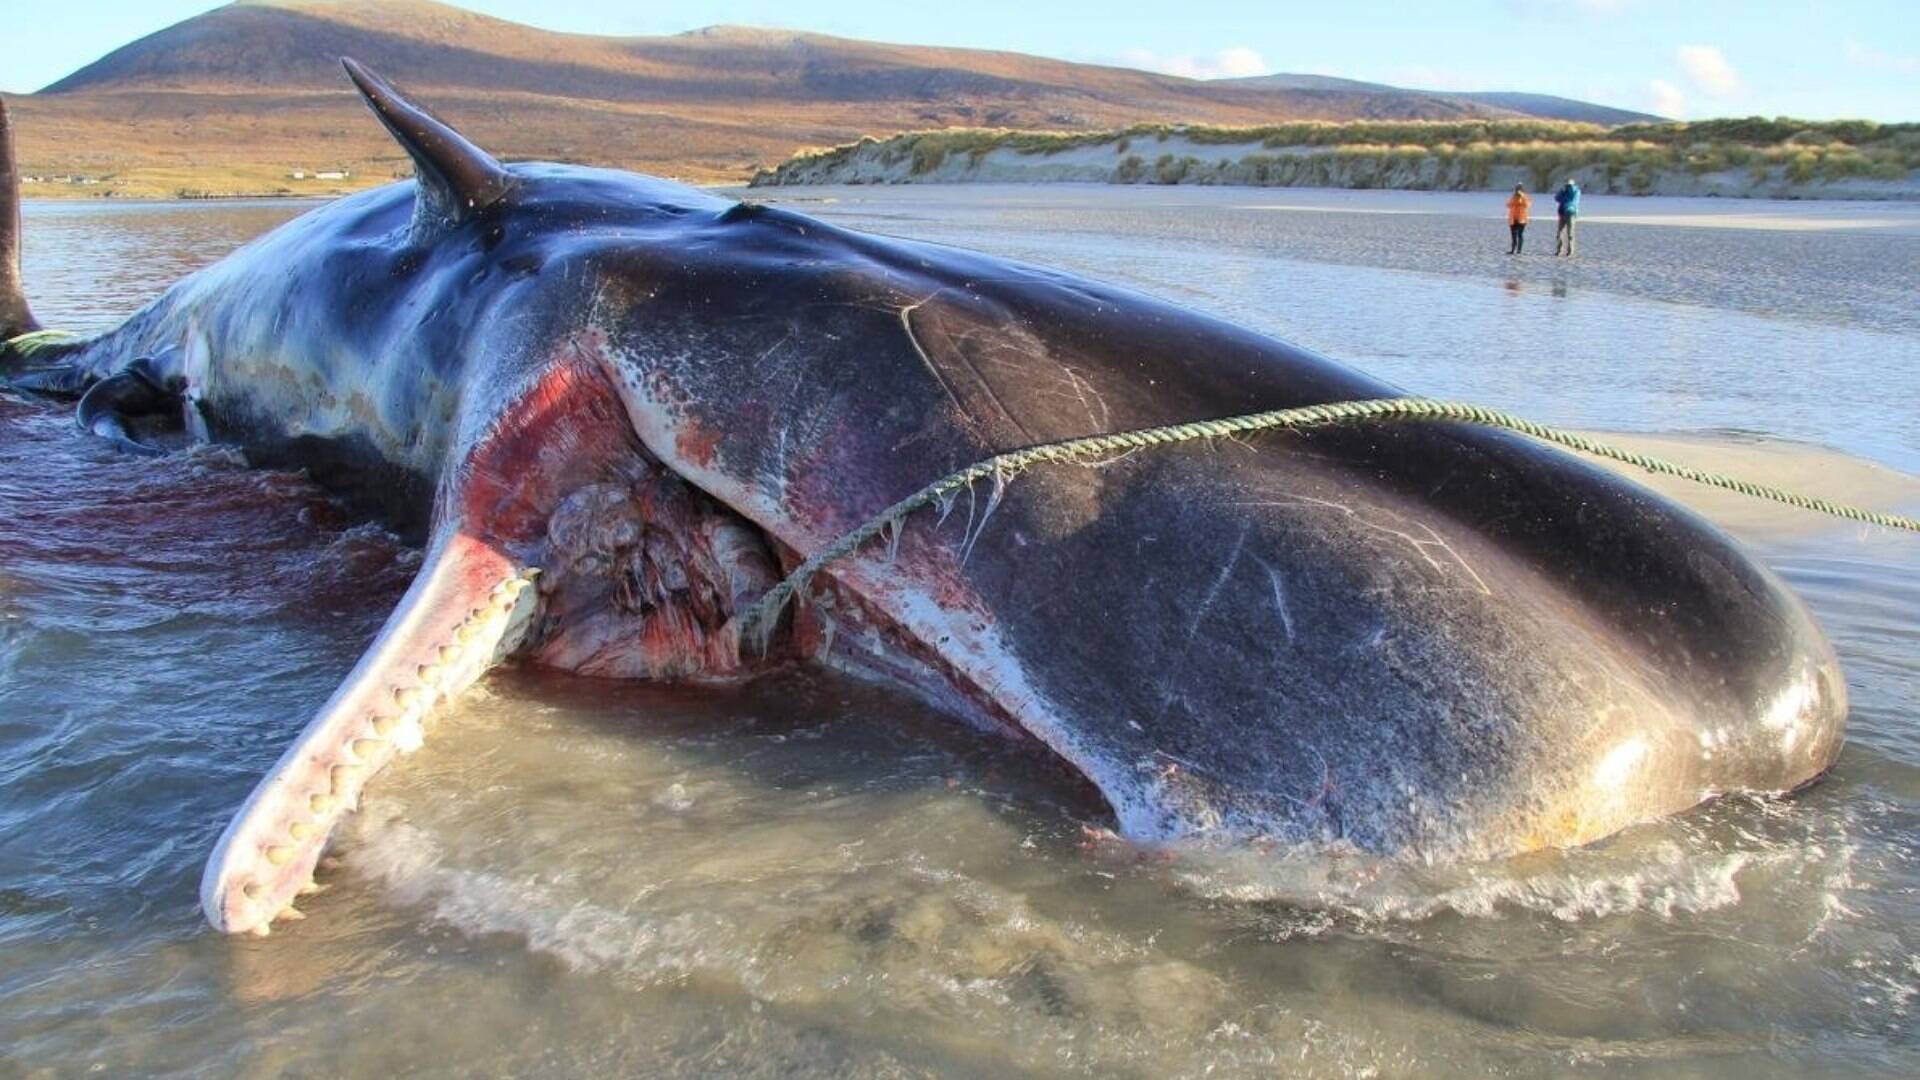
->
[7, 0, 1545, 197]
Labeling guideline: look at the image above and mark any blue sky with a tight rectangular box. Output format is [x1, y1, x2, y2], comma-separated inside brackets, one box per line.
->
[2, 0, 1915, 120]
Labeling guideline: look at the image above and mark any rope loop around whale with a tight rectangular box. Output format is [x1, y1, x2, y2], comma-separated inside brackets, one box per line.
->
[738, 396, 1920, 645]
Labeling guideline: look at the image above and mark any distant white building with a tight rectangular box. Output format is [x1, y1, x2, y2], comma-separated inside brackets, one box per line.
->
[315, 170, 349, 180]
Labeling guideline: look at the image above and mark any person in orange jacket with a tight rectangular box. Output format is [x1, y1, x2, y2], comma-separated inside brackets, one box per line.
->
[1506, 183, 1531, 254]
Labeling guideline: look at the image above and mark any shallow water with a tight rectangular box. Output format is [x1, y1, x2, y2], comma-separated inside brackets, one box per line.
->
[3, 189, 1917, 1077]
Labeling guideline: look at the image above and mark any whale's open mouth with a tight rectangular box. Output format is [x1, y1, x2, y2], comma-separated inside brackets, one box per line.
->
[528, 465, 785, 681]
[198, 359, 1075, 935]
[527, 457, 1051, 748]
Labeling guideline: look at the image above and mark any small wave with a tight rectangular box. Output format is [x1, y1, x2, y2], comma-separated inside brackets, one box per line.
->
[346, 806, 712, 979]
[343, 799, 1146, 999]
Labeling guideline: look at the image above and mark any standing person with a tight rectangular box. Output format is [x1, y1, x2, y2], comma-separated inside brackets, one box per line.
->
[1553, 177, 1581, 257]
[1506, 183, 1530, 254]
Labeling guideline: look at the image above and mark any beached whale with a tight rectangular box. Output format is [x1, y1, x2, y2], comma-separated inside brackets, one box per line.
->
[0, 62, 1845, 937]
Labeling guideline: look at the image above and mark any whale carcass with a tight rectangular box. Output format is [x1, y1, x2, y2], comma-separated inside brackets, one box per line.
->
[0, 62, 1844, 936]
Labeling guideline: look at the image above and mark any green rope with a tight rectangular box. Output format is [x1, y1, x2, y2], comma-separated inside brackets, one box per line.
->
[739, 397, 1919, 642]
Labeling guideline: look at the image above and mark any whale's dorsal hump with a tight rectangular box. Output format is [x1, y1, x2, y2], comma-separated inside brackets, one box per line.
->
[341, 57, 515, 231]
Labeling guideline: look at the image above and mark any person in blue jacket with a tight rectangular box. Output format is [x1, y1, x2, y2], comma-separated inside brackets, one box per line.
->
[1553, 178, 1581, 257]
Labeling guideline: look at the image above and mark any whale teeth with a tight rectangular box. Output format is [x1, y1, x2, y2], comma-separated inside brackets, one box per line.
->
[310, 792, 337, 814]
[298, 881, 328, 896]
[417, 663, 443, 684]
[394, 687, 423, 711]
[289, 821, 318, 841]
[351, 738, 384, 761]
[371, 714, 397, 737]
[330, 764, 362, 791]
[277, 904, 306, 922]
[264, 845, 294, 867]
[454, 622, 481, 644]
[243, 882, 264, 901]
[248, 923, 271, 938]
[390, 716, 425, 753]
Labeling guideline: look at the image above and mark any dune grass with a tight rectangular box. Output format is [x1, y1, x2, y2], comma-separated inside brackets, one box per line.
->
[758, 118, 1920, 190]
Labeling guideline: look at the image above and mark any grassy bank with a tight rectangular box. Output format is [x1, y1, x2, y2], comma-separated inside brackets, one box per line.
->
[753, 118, 1920, 196]
[20, 163, 394, 202]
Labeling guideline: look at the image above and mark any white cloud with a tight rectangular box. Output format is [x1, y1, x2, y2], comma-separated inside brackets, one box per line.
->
[1647, 78, 1687, 118]
[1121, 46, 1269, 80]
[1573, 0, 1637, 14]
[1676, 45, 1742, 98]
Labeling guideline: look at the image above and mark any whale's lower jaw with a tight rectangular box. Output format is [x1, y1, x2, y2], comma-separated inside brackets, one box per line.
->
[198, 534, 540, 935]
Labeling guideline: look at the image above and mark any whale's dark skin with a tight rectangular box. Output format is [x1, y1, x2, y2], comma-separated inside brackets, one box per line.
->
[0, 64, 1844, 936]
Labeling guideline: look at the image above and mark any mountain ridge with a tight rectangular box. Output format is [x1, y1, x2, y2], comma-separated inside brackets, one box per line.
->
[10, 0, 1654, 197]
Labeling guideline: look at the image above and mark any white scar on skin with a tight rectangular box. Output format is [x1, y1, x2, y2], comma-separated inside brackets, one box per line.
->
[895, 290, 962, 414]
[1238, 494, 1493, 596]
[1255, 556, 1297, 645]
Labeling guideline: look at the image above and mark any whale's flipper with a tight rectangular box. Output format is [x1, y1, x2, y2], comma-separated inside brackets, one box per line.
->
[340, 57, 515, 232]
[199, 531, 539, 935]
[0, 98, 41, 340]
[73, 351, 186, 455]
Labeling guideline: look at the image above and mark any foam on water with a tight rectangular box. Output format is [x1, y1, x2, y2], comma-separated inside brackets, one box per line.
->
[350, 810, 683, 975]
[1169, 802, 1855, 926]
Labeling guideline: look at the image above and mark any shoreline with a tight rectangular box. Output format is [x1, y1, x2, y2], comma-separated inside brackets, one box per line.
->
[21, 192, 337, 205]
